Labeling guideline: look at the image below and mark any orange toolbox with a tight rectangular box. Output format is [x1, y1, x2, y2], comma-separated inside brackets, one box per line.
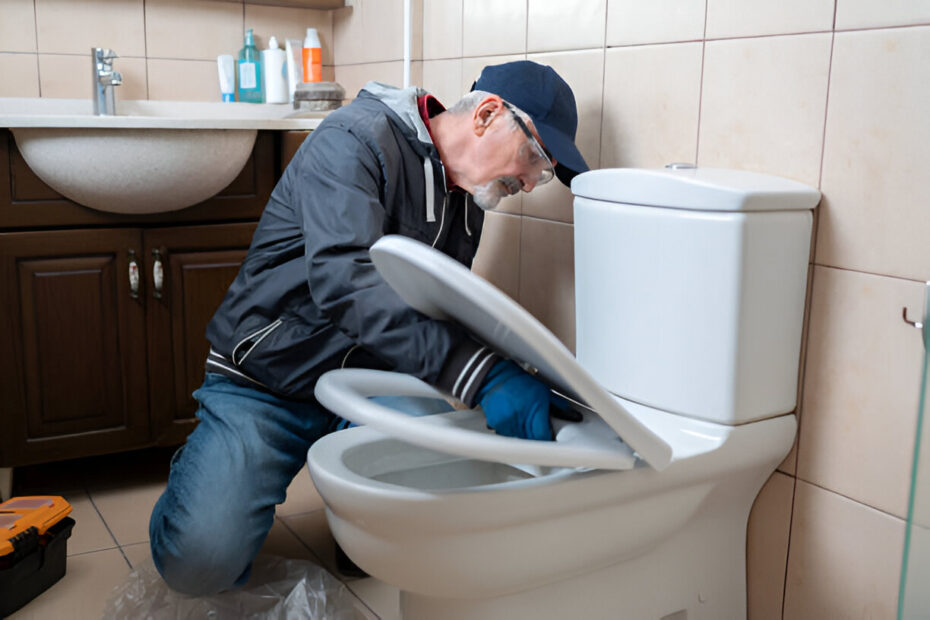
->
[0, 496, 75, 617]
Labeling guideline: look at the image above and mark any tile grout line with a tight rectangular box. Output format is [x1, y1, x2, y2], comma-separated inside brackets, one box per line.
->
[794, 475, 910, 522]
[780, 472, 800, 618]
[694, 0, 709, 166]
[142, 0, 149, 100]
[275, 513, 384, 619]
[813, 262, 928, 284]
[32, 0, 41, 97]
[274, 513, 327, 567]
[84, 485, 133, 570]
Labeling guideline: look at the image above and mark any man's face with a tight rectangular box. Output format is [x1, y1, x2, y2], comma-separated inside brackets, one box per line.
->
[466, 101, 555, 211]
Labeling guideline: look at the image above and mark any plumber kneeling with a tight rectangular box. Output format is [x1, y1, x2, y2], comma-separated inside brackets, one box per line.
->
[148, 60, 590, 595]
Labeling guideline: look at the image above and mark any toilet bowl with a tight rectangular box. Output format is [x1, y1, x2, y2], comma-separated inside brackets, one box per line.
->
[307, 167, 820, 620]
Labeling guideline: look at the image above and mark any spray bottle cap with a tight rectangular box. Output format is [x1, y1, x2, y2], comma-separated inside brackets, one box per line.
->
[304, 27, 321, 48]
[268, 35, 279, 50]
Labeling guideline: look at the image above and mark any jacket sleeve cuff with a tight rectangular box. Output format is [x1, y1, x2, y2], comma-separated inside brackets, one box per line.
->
[435, 340, 499, 407]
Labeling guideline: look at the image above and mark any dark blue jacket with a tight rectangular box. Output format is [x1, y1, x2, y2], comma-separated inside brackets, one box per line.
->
[204, 82, 496, 406]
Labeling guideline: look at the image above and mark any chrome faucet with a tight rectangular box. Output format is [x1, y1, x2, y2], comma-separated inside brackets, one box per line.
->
[92, 48, 122, 115]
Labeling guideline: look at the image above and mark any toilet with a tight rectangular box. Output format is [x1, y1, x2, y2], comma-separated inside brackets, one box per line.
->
[306, 167, 820, 620]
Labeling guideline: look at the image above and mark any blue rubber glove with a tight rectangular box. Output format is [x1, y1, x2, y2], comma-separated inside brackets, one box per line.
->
[475, 359, 570, 441]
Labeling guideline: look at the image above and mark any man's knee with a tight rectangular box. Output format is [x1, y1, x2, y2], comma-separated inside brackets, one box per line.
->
[149, 496, 261, 596]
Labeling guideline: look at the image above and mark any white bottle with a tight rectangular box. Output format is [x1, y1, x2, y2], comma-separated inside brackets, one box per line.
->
[262, 36, 288, 104]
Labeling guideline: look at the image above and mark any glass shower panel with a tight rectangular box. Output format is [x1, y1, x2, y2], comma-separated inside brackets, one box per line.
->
[899, 282, 930, 619]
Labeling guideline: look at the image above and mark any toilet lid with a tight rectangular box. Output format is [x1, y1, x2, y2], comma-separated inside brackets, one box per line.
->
[321, 234, 672, 471]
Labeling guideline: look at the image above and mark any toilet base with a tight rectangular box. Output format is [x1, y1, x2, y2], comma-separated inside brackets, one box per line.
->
[399, 482, 752, 620]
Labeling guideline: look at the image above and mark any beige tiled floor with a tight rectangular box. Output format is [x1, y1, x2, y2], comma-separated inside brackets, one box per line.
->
[6, 449, 399, 619]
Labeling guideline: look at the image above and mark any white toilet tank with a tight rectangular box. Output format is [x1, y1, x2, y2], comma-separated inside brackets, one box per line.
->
[572, 167, 820, 425]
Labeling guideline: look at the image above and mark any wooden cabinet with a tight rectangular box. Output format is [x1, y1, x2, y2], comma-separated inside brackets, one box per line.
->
[0, 130, 284, 467]
[145, 224, 256, 446]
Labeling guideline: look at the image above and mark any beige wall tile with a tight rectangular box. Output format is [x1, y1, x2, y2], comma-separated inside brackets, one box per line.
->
[35, 0, 145, 56]
[781, 261, 819, 477]
[334, 60, 419, 100]
[147, 58, 219, 101]
[0, 0, 38, 52]
[606, 0, 706, 46]
[746, 472, 794, 620]
[705, 0, 834, 39]
[777, 438, 798, 476]
[460, 54, 526, 95]
[784, 480, 905, 620]
[6, 548, 131, 619]
[39, 53, 146, 99]
[520, 217, 575, 351]
[527, 0, 606, 53]
[462, 0, 526, 58]
[145, 0, 243, 60]
[244, 4, 333, 67]
[333, 0, 406, 66]
[914, 348, 930, 528]
[422, 58, 464, 106]
[698, 33, 831, 187]
[524, 49, 603, 222]
[601, 43, 702, 169]
[423, 0, 462, 60]
[0, 53, 39, 97]
[816, 27, 930, 281]
[472, 210, 521, 301]
[836, 0, 930, 30]
[797, 266, 925, 518]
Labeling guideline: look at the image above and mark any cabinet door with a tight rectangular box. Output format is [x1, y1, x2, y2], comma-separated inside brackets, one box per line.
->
[0, 229, 150, 465]
[145, 223, 257, 445]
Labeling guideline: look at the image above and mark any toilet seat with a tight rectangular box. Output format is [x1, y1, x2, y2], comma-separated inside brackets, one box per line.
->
[315, 369, 636, 470]
[315, 235, 676, 471]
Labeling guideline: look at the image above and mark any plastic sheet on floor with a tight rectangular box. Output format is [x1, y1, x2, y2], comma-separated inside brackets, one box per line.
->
[102, 554, 361, 619]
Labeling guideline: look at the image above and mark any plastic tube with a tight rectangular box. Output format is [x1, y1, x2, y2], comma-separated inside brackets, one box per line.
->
[216, 55, 235, 102]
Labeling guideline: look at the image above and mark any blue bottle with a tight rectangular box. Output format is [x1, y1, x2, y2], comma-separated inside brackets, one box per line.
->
[237, 29, 263, 103]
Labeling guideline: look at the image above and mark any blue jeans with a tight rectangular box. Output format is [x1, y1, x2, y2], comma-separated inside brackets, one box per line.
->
[149, 372, 449, 595]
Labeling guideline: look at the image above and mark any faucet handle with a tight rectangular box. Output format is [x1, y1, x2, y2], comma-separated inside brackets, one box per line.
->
[93, 47, 118, 62]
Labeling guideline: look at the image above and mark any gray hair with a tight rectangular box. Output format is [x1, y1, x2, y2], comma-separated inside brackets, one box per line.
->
[446, 90, 526, 131]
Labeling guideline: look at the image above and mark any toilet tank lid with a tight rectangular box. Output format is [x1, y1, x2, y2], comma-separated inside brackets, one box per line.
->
[571, 167, 821, 212]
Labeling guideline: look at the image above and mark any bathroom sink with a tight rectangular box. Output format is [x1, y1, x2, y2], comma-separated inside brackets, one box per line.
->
[0, 98, 325, 214]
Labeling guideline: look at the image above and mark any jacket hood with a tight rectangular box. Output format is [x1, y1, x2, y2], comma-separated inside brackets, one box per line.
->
[359, 81, 433, 145]
[359, 81, 457, 226]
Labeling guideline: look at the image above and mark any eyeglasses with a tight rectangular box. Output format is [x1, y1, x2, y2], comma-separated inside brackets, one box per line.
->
[501, 101, 555, 187]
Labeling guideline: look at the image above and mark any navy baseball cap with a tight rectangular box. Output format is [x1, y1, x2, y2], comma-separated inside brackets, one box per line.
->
[472, 60, 589, 186]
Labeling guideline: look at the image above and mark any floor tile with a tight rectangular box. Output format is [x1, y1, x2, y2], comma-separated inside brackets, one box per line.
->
[347, 577, 401, 620]
[89, 480, 167, 546]
[66, 491, 119, 556]
[262, 517, 322, 562]
[280, 510, 340, 576]
[7, 548, 131, 619]
[121, 541, 152, 570]
[277, 464, 326, 517]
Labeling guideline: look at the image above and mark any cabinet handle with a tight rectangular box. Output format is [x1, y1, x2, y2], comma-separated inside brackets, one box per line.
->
[128, 249, 140, 299]
[152, 249, 164, 299]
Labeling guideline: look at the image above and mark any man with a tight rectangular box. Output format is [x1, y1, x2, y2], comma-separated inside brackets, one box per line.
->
[149, 60, 589, 595]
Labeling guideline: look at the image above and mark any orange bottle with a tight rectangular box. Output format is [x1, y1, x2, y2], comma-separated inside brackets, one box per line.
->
[302, 28, 322, 83]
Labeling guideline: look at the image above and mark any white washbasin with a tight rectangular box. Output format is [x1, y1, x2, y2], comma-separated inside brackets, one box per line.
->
[0, 98, 326, 214]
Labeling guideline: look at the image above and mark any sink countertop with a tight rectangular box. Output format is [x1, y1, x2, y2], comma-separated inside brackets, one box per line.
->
[0, 98, 327, 130]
